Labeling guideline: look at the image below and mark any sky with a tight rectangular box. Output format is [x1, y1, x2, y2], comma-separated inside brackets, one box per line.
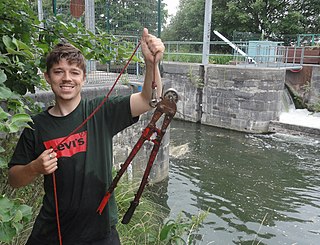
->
[163, 0, 179, 17]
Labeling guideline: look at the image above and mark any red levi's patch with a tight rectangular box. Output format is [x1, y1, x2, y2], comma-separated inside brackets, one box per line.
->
[44, 131, 87, 158]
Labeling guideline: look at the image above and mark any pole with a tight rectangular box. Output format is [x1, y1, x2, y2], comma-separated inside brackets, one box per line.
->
[85, 0, 96, 72]
[202, 0, 212, 65]
[38, 0, 44, 28]
[158, 0, 161, 37]
[52, 0, 56, 15]
[106, 0, 110, 33]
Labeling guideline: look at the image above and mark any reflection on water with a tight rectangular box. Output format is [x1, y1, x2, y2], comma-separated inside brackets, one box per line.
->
[166, 120, 320, 244]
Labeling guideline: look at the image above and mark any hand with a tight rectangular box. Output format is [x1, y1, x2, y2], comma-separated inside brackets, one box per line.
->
[31, 148, 58, 175]
[141, 28, 165, 65]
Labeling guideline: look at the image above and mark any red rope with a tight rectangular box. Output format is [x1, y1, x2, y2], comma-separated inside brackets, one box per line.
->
[52, 172, 63, 245]
[151, 56, 157, 89]
[52, 41, 141, 245]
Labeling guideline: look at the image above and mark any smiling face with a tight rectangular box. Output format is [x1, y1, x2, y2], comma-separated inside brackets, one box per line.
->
[44, 43, 86, 105]
[45, 59, 85, 102]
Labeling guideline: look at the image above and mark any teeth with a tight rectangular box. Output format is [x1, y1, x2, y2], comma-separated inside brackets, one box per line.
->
[60, 86, 74, 90]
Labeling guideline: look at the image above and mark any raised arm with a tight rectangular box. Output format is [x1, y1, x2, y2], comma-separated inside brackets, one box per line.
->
[130, 28, 165, 117]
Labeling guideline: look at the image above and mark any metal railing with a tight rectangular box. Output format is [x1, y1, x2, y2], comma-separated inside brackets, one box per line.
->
[163, 41, 320, 69]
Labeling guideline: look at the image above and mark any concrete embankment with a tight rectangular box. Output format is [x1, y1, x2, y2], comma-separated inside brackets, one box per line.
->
[162, 62, 320, 136]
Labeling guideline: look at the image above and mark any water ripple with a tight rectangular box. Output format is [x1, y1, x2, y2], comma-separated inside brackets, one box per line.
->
[165, 120, 320, 244]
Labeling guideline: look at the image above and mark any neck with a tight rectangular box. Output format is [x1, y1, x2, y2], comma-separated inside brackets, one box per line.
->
[49, 97, 81, 117]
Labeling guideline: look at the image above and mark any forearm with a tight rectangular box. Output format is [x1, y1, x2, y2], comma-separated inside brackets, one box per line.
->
[130, 28, 165, 117]
[8, 162, 40, 188]
[141, 62, 162, 101]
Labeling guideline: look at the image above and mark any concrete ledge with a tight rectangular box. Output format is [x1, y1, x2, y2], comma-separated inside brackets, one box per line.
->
[269, 120, 320, 138]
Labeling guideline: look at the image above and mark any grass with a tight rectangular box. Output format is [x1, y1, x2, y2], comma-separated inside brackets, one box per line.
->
[163, 53, 233, 65]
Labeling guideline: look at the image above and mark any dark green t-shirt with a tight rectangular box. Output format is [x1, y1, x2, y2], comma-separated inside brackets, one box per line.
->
[9, 95, 138, 244]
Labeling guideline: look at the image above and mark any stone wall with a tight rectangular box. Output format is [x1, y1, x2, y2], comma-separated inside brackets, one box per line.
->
[162, 63, 202, 123]
[203, 65, 285, 133]
[163, 62, 286, 133]
[309, 66, 320, 105]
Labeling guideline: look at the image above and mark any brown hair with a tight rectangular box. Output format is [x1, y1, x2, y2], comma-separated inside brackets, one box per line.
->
[46, 43, 86, 74]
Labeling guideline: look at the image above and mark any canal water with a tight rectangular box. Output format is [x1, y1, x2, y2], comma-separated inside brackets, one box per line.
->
[165, 120, 320, 245]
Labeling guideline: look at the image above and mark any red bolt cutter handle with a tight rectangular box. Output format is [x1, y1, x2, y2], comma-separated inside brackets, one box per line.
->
[97, 89, 178, 224]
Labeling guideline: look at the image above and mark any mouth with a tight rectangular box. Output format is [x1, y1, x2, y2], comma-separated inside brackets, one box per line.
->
[60, 84, 75, 91]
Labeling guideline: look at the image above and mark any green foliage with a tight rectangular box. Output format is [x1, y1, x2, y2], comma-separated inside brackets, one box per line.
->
[310, 101, 320, 113]
[162, 0, 320, 42]
[116, 176, 208, 245]
[37, 0, 168, 36]
[0, 1, 145, 243]
[159, 212, 208, 245]
[162, 0, 205, 41]
[0, 0, 142, 169]
[187, 66, 204, 89]
[116, 178, 166, 244]
[163, 53, 232, 65]
[0, 195, 32, 243]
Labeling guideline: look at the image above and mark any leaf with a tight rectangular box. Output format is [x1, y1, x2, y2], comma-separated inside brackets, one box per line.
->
[0, 222, 16, 243]
[159, 221, 175, 241]
[18, 205, 32, 221]
[0, 86, 20, 100]
[0, 56, 9, 65]
[12, 222, 23, 234]
[8, 124, 19, 133]
[11, 38, 19, 50]
[0, 196, 14, 211]
[12, 210, 22, 223]
[6, 47, 20, 55]
[21, 49, 34, 59]
[0, 156, 7, 169]
[0, 107, 10, 120]
[2, 36, 14, 50]
[16, 39, 30, 51]
[0, 70, 7, 84]
[10, 113, 32, 124]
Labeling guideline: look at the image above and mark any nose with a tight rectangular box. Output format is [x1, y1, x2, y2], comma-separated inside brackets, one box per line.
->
[62, 71, 72, 81]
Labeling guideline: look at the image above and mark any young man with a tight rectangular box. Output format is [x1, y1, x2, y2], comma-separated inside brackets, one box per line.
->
[8, 28, 165, 245]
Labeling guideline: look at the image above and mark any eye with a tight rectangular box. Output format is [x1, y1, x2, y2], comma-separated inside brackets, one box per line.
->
[53, 70, 63, 75]
[72, 71, 81, 76]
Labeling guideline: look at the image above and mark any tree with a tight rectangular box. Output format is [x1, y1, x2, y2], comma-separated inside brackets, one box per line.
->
[162, 0, 205, 41]
[162, 0, 320, 42]
[99, 0, 168, 36]
[36, 0, 168, 37]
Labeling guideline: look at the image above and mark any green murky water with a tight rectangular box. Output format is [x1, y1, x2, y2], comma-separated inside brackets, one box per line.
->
[166, 120, 320, 244]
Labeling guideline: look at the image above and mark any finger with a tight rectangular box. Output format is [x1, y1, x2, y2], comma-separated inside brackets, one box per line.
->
[45, 159, 58, 172]
[45, 164, 58, 175]
[142, 28, 148, 42]
[43, 148, 54, 156]
[45, 149, 57, 161]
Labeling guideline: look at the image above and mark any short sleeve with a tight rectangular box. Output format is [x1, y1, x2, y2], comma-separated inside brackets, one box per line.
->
[9, 127, 38, 168]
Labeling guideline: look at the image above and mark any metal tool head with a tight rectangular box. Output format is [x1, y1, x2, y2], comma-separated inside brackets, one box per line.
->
[149, 98, 160, 108]
[163, 88, 179, 103]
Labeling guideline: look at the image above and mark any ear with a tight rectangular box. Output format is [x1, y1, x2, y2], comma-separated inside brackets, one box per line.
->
[44, 72, 51, 85]
[82, 73, 86, 85]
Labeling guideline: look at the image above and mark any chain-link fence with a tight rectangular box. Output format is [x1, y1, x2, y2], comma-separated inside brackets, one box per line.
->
[34, 0, 163, 85]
